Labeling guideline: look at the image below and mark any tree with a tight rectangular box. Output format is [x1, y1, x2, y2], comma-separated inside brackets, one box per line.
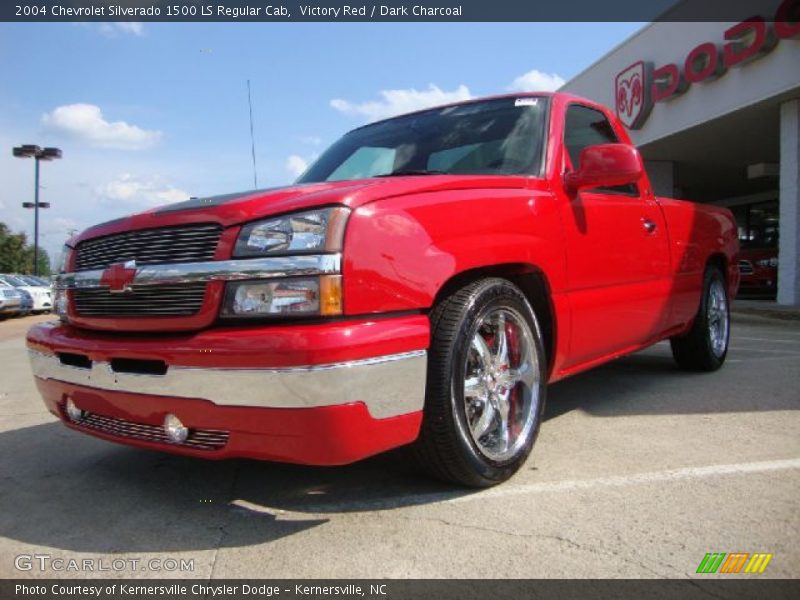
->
[22, 245, 51, 276]
[0, 222, 51, 274]
[36, 248, 52, 276]
[0, 223, 28, 272]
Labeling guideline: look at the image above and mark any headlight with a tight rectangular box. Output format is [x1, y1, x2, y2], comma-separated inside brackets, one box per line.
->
[233, 207, 350, 257]
[755, 257, 778, 268]
[220, 276, 342, 318]
[54, 288, 69, 318]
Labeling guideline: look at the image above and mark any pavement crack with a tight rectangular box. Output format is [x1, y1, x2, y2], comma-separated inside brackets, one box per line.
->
[206, 523, 229, 585]
[391, 514, 675, 578]
[206, 463, 241, 583]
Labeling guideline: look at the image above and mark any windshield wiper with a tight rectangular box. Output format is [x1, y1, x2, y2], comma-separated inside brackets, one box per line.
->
[375, 169, 446, 177]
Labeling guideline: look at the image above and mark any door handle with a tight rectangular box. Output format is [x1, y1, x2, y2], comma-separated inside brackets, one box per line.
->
[642, 219, 657, 234]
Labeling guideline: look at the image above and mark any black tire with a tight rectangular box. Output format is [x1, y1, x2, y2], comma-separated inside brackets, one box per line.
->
[670, 265, 730, 372]
[412, 278, 547, 487]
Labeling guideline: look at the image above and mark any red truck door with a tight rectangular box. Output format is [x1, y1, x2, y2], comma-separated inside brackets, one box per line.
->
[558, 103, 671, 368]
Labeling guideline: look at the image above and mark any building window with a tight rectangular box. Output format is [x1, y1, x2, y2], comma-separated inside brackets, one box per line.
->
[733, 200, 779, 249]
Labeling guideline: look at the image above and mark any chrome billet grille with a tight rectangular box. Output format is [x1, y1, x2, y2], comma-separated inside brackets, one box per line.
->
[75, 224, 222, 271]
[74, 283, 206, 317]
[78, 412, 229, 451]
[738, 260, 754, 275]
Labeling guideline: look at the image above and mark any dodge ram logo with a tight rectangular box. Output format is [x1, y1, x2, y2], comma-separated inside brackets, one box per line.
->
[100, 260, 137, 293]
[615, 61, 653, 130]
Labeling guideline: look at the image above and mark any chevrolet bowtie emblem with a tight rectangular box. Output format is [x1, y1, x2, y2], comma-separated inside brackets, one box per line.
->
[100, 260, 138, 293]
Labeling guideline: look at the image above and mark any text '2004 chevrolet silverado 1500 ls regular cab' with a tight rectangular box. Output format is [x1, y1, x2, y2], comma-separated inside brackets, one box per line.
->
[27, 92, 739, 486]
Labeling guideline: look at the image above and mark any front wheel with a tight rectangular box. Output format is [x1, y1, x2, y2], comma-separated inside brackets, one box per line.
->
[670, 265, 730, 371]
[412, 278, 547, 487]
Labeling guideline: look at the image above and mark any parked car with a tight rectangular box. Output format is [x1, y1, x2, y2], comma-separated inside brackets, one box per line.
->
[16, 289, 34, 316]
[737, 247, 778, 298]
[27, 92, 739, 486]
[0, 274, 52, 313]
[0, 284, 22, 318]
[16, 274, 52, 288]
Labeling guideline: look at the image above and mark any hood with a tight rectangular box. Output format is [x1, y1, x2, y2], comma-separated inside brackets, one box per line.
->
[72, 175, 528, 244]
[16, 285, 47, 295]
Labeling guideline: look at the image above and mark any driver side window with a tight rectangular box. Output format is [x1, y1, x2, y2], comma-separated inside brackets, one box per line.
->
[564, 105, 639, 196]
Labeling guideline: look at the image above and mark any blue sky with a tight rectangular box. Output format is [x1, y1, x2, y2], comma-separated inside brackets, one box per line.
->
[0, 21, 642, 261]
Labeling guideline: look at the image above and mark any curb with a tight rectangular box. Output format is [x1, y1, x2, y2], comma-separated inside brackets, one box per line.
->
[731, 309, 800, 322]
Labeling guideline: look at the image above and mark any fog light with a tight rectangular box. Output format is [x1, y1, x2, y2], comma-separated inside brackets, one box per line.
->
[65, 398, 84, 422]
[163, 414, 188, 443]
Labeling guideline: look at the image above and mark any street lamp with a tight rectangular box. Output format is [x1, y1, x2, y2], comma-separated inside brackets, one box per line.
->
[13, 145, 62, 276]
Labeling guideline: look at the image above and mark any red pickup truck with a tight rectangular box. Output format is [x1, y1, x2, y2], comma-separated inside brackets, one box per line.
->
[27, 92, 739, 487]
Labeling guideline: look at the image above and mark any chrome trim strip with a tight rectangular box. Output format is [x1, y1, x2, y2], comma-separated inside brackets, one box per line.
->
[29, 349, 426, 419]
[55, 253, 342, 290]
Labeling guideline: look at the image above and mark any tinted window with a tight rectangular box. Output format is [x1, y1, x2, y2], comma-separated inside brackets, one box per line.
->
[0, 275, 27, 287]
[298, 97, 548, 182]
[564, 104, 637, 196]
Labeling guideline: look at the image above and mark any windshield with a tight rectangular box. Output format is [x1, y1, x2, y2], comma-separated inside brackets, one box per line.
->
[298, 96, 549, 183]
[0, 275, 28, 287]
[19, 275, 48, 286]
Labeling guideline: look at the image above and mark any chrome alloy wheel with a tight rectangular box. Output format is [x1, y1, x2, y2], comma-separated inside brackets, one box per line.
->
[462, 307, 540, 462]
[707, 278, 729, 358]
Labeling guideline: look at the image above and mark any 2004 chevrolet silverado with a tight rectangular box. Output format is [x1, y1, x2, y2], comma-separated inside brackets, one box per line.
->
[27, 92, 739, 486]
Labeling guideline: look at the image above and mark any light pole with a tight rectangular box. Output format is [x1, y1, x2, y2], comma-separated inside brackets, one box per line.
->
[13, 144, 62, 276]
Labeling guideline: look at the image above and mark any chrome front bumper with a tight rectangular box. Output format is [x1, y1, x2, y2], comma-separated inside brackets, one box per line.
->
[29, 349, 427, 419]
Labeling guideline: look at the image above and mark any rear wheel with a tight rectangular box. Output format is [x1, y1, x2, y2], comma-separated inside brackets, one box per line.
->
[412, 278, 547, 487]
[670, 265, 730, 371]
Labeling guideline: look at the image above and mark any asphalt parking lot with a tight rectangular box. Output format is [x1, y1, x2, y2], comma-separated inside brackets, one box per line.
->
[0, 313, 798, 579]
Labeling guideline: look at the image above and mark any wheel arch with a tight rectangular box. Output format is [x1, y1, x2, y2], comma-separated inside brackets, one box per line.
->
[706, 252, 728, 281]
[431, 263, 556, 373]
[706, 252, 739, 300]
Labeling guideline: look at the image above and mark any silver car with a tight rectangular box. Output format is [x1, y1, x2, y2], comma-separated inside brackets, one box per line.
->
[0, 274, 52, 313]
[0, 284, 22, 317]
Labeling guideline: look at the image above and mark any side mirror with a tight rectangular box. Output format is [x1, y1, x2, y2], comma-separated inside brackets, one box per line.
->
[563, 143, 643, 193]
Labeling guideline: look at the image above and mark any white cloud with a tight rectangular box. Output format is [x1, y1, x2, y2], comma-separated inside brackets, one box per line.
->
[299, 135, 323, 146]
[331, 84, 473, 122]
[285, 155, 309, 178]
[116, 22, 144, 36]
[42, 104, 162, 150]
[42, 217, 82, 242]
[97, 22, 144, 37]
[507, 69, 565, 92]
[95, 174, 189, 208]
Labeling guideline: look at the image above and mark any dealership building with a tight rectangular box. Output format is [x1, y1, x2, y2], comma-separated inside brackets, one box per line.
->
[561, 0, 800, 304]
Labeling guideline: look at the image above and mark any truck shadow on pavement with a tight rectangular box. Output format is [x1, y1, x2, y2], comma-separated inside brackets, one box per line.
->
[0, 344, 795, 555]
[544, 341, 799, 421]
[0, 420, 465, 554]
